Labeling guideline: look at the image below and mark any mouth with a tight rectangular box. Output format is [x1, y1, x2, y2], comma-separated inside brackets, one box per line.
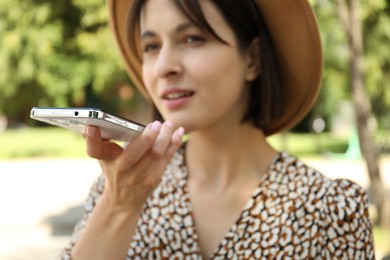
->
[162, 89, 194, 100]
[161, 88, 194, 109]
[163, 91, 194, 100]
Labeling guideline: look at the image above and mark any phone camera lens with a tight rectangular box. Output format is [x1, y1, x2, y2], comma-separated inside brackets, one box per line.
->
[75, 111, 79, 116]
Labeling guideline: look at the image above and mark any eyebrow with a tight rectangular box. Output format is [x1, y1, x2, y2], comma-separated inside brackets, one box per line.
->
[140, 22, 197, 40]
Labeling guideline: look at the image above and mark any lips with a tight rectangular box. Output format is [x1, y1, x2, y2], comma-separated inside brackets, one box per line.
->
[161, 88, 194, 109]
[164, 92, 193, 100]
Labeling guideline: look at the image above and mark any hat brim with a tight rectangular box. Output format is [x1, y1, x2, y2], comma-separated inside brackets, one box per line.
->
[108, 0, 323, 136]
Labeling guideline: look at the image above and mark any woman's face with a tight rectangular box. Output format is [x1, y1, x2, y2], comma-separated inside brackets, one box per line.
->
[140, 0, 259, 132]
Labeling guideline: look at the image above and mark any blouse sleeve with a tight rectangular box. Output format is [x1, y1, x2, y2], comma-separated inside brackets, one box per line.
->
[59, 174, 105, 259]
[321, 178, 375, 259]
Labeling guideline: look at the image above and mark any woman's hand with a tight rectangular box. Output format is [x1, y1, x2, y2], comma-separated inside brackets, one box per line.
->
[72, 121, 184, 259]
[85, 120, 184, 214]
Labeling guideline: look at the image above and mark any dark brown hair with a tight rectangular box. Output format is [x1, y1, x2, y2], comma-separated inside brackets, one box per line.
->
[127, 0, 282, 129]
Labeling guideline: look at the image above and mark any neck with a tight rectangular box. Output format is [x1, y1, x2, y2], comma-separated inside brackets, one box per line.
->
[185, 122, 276, 190]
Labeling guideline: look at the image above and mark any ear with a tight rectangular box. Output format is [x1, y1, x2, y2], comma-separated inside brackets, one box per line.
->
[245, 37, 261, 81]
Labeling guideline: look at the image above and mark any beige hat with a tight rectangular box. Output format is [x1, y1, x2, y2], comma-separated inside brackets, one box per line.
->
[108, 0, 323, 135]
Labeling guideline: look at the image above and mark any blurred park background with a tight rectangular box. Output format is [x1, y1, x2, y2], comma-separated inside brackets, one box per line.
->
[0, 0, 390, 259]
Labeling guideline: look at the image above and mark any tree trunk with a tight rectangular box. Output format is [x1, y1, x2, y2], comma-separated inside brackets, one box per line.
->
[336, 0, 389, 227]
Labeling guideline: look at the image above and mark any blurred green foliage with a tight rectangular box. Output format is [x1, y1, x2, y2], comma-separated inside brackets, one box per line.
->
[310, 0, 390, 129]
[0, 0, 389, 129]
[0, 0, 136, 125]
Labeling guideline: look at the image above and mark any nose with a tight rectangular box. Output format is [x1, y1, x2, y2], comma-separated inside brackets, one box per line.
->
[153, 45, 182, 78]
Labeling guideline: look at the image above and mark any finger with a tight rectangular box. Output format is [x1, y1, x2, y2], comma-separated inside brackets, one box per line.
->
[132, 126, 185, 177]
[85, 125, 123, 160]
[119, 121, 162, 166]
[149, 121, 176, 157]
[146, 127, 185, 180]
[164, 127, 185, 159]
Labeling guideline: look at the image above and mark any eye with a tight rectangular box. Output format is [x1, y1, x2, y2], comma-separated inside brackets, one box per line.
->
[143, 43, 159, 53]
[183, 35, 205, 44]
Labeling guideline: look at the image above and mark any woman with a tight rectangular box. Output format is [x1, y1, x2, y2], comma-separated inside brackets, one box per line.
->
[62, 0, 375, 259]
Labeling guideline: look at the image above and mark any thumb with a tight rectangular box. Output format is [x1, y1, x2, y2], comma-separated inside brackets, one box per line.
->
[85, 126, 123, 161]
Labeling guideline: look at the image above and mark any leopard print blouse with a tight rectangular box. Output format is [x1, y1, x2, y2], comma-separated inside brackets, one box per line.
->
[61, 149, 375, 259]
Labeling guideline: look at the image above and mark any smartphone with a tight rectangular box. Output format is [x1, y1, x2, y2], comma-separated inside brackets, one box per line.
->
[30, 107, 145, 142]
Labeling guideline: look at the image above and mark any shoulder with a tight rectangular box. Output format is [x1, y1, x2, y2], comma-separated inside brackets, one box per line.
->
[267, 152, 333, 198]
[322, 178, 370, 219]
[270, 152, 371, 214]
[267, 152, 372, 231]
[269, 152, 367, 198]
[271, 152, 374, 258]
[320, 178, 374, 258]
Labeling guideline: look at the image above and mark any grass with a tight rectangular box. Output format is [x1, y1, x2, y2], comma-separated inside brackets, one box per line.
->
[0, 127, 88, 159]
[267, 132, 348, 158]
[0, 127, 349, 159]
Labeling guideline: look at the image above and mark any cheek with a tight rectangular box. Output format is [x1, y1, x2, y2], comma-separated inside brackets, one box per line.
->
[195, 52, 248, 95]
[142, 64, 150, 90]
[142, 64, 156, 96]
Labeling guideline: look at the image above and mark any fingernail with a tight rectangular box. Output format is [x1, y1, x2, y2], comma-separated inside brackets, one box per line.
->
[177, 127, 185, 136]
[174, 127, 185, 142]
[86, 126, 96, 137]
[151, 121, 162, 131]
[164, 121, 173, 128]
